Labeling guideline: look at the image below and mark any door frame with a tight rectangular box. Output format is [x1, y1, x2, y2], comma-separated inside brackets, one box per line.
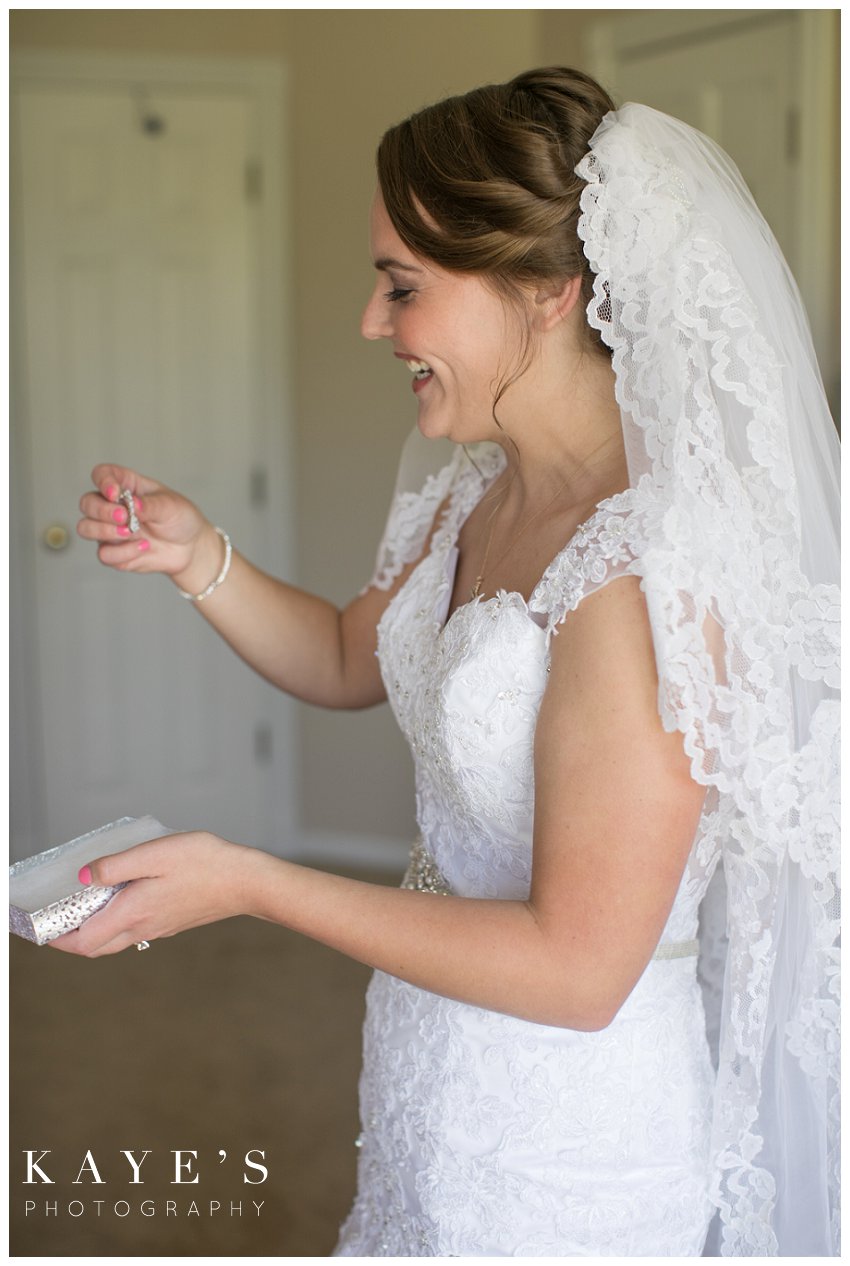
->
[585, 9, 839, 409]
[10, 50, 296, 858]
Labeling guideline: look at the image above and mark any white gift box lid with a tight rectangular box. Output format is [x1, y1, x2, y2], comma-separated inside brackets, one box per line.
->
[9, 815, 170, 945]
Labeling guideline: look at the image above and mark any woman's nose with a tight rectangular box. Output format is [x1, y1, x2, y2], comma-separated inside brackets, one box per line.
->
[361, 287, 392, 341]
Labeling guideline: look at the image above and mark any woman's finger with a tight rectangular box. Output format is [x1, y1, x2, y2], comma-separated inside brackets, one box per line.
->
[50, 919, 156, 958]
[79, 490, 117, 522]
[95, 539, 154, 568]
[48, 882, 153, 957]
[49, 926, 143, 958]
[77, 503, 140, 545]
[79, 839, 171, 888]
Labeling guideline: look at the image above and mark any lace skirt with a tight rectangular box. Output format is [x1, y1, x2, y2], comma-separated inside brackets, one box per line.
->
[334, 958, 715, 1257]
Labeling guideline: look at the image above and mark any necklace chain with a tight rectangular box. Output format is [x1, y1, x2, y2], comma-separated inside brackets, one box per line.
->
[469, 477, 572, 601]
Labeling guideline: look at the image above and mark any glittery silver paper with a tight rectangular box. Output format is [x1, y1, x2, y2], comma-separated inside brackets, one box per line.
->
[10, 815, 170, 945]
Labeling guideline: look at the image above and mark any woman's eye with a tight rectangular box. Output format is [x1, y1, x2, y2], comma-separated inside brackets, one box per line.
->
[385, 287, 414, 303]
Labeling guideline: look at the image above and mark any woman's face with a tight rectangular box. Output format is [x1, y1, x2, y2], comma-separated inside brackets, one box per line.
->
[361, 193, 526, 444]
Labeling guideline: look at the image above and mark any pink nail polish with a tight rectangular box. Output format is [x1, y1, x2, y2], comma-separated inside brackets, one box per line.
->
[138, 539, 150, 552]
[78, 865, 92, 886]
[135, 496, 144, 511]
[117, 526, 131, 537]
[112, 508, 127, 524]
[105, 484, 118, 502]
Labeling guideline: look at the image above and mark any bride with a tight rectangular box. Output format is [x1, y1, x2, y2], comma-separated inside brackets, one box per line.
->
[56, 67, 838, 1256]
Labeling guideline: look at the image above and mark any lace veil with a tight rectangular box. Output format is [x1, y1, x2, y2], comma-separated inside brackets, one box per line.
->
[575, 104, 839, 1255]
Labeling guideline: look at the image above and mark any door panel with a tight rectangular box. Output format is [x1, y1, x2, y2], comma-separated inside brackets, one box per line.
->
[14, 82, 284, 855]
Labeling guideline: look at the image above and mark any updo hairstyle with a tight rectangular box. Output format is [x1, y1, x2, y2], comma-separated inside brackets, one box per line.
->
[376, 67, 616, 358]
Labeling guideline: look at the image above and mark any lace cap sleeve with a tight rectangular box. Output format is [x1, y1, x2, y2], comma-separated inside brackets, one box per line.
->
[362, 428, 462, 593]
[529, 493, 640, 637]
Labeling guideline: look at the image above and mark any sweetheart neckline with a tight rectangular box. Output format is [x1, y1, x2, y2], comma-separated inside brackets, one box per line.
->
[436, 551, 548, 640]
[436, 490, 629, 637]
[376, 455, 634, 648]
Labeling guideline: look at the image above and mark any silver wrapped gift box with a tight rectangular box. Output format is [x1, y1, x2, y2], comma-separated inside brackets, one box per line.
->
[9, 815, 170, 945]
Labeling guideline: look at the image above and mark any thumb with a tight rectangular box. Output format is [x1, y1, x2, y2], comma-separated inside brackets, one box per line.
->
[122, 483, 206, 545]
[77, 839, 169, 888]
[129, 485, 181, 529]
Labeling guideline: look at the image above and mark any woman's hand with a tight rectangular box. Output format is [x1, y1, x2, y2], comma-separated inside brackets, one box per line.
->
[77, 464, 222, 591]
[48, 832, 265, 958]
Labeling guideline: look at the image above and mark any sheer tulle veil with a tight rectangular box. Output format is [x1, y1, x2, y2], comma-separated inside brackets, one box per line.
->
[576, 104, 839, 1256]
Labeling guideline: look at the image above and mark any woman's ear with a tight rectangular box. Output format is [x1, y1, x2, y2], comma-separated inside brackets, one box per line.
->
[534, 275, 584, 331]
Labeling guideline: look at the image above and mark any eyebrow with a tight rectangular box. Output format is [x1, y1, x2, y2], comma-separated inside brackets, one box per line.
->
[373, 257, 424, 274]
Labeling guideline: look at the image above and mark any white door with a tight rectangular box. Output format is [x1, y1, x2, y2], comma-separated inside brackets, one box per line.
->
[12, 76, 294, 858]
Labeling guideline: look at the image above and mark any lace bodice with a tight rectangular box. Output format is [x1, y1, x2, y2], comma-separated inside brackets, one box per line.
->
[377, 443, 721, 929]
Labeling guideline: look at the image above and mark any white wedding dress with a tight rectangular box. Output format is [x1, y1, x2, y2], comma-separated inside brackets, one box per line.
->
[334, 442, 719, 1257]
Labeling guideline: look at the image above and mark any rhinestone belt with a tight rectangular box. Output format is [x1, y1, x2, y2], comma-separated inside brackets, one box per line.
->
[401, 837, 699, 961]
[401, 836, 453, 897]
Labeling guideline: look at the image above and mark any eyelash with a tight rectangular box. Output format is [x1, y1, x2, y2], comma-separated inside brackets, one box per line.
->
[385, 287, 414, 303]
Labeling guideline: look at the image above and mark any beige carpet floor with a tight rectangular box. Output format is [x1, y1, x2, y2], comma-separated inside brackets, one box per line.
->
[10, 867, 399, 1258]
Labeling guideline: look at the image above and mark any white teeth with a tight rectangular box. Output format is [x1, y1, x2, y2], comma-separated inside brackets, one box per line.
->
[406, 358, 432, 378]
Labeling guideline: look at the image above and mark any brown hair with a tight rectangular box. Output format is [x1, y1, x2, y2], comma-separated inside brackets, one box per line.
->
[376, 66, 616, 359]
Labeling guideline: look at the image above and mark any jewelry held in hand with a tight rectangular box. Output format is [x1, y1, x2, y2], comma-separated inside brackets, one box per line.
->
[135, 940, 151, 951]
[120, 489, 140, 533]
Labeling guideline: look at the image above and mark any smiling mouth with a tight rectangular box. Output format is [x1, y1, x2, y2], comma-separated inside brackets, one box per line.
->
[406, 358, 433, 381]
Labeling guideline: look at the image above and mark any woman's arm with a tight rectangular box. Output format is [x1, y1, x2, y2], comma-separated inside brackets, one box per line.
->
[51, 577, 705, 1030]
[78, 465, 416, 710]
[161, 537, 398, 710]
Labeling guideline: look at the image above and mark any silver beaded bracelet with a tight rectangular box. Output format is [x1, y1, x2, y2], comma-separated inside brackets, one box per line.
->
[178, 527, 233, 602]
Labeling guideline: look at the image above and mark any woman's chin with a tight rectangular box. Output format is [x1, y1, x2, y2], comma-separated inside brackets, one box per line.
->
[414, 408, 453, 442]
[415, 407, 496, 447]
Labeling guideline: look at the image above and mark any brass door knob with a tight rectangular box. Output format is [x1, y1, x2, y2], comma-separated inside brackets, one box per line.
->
[42, 524, 70, 551]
